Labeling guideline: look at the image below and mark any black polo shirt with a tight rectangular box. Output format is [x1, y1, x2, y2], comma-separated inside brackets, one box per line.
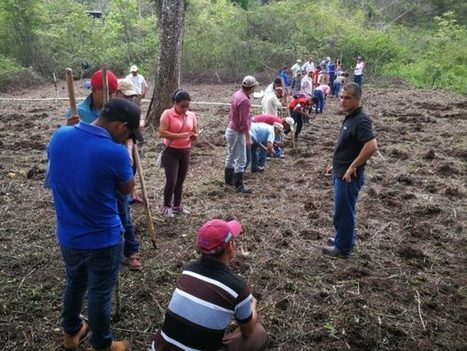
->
[332, 107, 376, 178]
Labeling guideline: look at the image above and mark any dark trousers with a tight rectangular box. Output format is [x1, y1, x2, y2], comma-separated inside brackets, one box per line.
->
[116, 191, 139, 257]
[290, 109, 303, 139]
[61, 243, 122, 349]
[333, 173, 365, 255]
[162, 147, 190, 207]
[354, 74, 363, 86]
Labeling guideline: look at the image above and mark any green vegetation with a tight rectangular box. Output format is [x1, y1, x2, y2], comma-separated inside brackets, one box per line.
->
[0, 0, 465, 94]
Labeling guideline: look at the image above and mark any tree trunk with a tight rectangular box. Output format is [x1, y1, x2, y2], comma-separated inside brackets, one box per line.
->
[146, 0, 186, 126]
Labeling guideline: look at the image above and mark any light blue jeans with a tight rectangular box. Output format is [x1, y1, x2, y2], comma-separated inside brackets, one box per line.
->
[225, 128, 247, 173]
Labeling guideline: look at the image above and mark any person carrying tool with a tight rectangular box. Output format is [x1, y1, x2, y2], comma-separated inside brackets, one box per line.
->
[65, 69, 118, 126]
[47, 98, 141, 351]
[247, 122, 283, 172]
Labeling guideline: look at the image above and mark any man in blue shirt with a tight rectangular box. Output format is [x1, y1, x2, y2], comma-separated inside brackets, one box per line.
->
[47, 98, 141, 351]
[247, 122, 283, 173]
[66, 69, 118, 125]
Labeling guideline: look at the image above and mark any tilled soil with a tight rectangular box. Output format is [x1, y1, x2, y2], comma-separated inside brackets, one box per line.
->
[0, 82, 466, 350]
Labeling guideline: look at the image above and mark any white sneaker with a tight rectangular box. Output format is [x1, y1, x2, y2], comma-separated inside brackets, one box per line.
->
[162, 207, 174, 218]
[173, 206, 190, 215]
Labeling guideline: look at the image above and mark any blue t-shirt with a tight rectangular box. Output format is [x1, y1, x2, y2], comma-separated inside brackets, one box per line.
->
[250, 122, 275, 144]
[65, 94, 100, 124]
[47, 122, 133, 249]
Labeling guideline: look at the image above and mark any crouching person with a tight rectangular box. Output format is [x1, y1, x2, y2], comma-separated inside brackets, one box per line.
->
[151, 219, 268, 351]
[47, 98, 141, 351]
[247, 122, 283, 172]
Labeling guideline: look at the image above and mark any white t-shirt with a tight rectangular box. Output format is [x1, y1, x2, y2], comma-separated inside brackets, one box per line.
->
[261, 93, 282, 116]
[300, 75, 313, 95]
[291, 63, 302, 76]
[301, 61, 315, 73]
[125, 73, 148, 95]
[354, 62, 364, 76]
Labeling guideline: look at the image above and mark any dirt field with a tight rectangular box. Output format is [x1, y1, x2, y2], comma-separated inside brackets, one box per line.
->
[0, 81, 466, 351]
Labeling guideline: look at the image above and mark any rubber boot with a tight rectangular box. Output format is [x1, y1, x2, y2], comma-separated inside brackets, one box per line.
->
[234, 172, 252, 193]
[224, 168, 234, 186]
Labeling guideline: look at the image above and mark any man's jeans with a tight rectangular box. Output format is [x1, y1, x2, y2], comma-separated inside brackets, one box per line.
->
[246, 140, 267, 171]
[313, 89, 324, 114]
[333, 173, 365, 255]
[116, 191, 139, 257]
[354, 74, 363, 87]
[61, 243, 123, 349]
[225, 128, 247, 173]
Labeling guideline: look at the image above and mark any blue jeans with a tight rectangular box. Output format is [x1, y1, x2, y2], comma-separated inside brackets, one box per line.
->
[313, 89, 324, 114]
[116, 191, 139, 257]
[61, 243, 123, 349]
[225, 128, 247, 173]
[333, 173, 365, 255]
[333, 81, 341, 98]
[354, 74, 363, 86]
[247, 140, 267, 170]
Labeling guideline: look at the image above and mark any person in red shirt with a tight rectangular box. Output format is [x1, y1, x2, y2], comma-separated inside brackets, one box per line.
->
[288, 96, 317, 139]
[159, 90, 198, 218]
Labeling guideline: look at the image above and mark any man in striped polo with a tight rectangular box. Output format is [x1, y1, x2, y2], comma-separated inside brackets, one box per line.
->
[151, 219, 268, 351]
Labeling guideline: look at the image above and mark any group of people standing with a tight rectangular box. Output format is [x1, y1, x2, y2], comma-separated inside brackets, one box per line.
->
[46, 58, 376, 350]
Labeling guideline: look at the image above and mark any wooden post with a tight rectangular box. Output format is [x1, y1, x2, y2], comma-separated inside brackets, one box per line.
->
[133, 144, 157, 249]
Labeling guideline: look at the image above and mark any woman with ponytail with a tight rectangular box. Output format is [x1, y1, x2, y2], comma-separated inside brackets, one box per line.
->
[158, 90, 198, 218]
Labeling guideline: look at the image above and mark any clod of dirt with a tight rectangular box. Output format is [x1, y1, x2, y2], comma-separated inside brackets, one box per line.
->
[275, 298, 289, 311]
[390, 148, 409, 160]
[299, 229, 323, 240]
[423, 149, 436, 160]
[437, 163, 460, 176]
[26, 165, 45, 180]
[450, 148, 467, 161]
[397, 245, 426, 259]
[444, 187, 464, 198]
[304, 200, 317, 211]
[396, 174, 414, 185]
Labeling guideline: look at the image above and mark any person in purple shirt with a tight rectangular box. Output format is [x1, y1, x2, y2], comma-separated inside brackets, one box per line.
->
[224, 75, 259, 193]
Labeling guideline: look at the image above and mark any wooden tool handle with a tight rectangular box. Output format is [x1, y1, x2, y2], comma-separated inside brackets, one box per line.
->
[65, 68, 77, 116]
[133, 144, 157, 249]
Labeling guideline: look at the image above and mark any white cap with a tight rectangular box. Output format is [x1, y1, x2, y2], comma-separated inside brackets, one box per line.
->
[297, 59, 302, 63]
[242, 75, 259, 88]
[130, 65, 138, 72]
[273, 122, 284, 131]
[285, 117, 295, 132]
[117, 79, 138, 97]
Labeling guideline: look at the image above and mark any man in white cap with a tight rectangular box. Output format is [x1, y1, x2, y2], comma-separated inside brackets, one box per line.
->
[224, 75, 259, 193]
[125, 65, 148, 106]
[291, 59, 302, 77]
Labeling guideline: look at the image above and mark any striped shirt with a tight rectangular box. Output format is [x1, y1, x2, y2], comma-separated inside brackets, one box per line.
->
[152, 256, 253, 351]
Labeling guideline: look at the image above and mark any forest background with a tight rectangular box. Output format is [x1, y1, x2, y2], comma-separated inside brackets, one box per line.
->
[0, 0, 465, 95]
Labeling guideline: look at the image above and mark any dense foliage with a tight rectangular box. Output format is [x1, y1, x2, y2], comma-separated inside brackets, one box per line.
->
[0, 0, 465, 93]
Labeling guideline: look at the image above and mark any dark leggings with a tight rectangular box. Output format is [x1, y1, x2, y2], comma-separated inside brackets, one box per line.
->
[161, 147, 190, 207]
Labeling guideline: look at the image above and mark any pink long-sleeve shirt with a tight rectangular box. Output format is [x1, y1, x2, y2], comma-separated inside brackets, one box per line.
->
[228, 89, 252, 134]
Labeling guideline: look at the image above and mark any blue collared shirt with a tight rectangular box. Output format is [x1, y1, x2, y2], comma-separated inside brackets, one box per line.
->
[65, 94, 100, 123]
[47, 122, 133, 249]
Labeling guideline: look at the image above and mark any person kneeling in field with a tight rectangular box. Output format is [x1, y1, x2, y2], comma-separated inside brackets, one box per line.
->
[47, 98, 141, 351]
[151, 219, 268, 351]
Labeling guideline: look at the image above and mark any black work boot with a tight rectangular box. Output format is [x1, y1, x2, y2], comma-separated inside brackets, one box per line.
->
[224, 168, 234, 186]
[234, 172, 252, 193]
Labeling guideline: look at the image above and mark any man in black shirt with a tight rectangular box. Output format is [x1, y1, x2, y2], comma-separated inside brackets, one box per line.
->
[323, 82, 378, 258]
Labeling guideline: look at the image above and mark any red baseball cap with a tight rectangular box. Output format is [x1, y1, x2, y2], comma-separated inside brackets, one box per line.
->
[196, 219, 242, 255]
[91, 69, 118, 92]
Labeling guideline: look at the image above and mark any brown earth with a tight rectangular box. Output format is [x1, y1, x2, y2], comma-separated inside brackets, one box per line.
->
[0, 81, 466, 350]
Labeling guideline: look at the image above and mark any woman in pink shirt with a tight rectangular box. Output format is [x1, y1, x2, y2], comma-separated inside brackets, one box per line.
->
[159, 90, 198, 218]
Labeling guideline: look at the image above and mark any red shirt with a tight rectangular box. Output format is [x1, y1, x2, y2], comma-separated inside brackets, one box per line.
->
[253, 114, 283, 125]
[289, 97, 310, 111]
[228, 89, 252, 134]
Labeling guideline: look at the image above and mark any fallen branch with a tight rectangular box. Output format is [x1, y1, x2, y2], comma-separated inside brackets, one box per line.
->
[415, 290, 426, 331]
